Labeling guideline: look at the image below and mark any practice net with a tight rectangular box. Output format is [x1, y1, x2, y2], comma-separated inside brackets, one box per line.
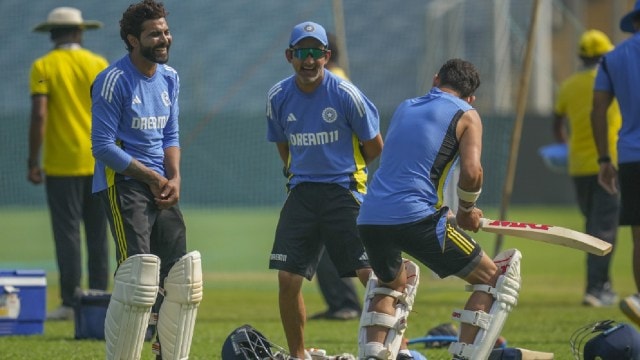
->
[1, 0, 563, 208]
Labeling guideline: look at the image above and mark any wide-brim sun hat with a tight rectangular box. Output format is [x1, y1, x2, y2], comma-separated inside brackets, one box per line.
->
[620, 0, 640, 33]
[33, 7, 102, 32]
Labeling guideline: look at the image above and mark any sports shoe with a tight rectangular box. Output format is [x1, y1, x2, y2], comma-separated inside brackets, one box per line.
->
[308, 310, 330, 320]
[46, 305, 74, 321]
[309, 308, 359, 320]
[396, 352, 414, 360]
[583, 287, 618, 307]
[620, 294, 640, 326]
[327, 308, 359, 320]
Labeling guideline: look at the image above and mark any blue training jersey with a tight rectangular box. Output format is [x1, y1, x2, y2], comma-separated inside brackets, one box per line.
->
[594, 32, 640, 163]
[91, 54, 180, 193]
[266, 69, 380, 195]
[358, 87, 473, 225]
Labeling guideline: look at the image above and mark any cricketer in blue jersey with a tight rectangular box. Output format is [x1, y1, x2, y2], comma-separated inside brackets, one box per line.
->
[266, 21, 383, 359]
[266, 55, 380, 199]
[92, 56, 179, 193]
[592, 0, 640, 327]
[357, 59, 523, 359]
[90, 1, 201, 359]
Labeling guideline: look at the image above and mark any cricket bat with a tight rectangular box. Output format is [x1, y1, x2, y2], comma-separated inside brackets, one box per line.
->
[479, 218, 612, 256]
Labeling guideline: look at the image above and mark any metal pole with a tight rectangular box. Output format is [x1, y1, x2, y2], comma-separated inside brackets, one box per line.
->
[494, 0, 542, 256]
[332, 0, 350, 77]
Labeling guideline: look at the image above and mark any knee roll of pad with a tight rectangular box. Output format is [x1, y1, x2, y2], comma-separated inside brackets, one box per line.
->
[106, 254, 161, 360]
[358, 259, 420, 360]
[157, 250, 203, 360]
[448, 249, 522, 360]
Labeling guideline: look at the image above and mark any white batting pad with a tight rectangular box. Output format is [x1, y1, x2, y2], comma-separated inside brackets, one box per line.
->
[358, 259, 420, 360]
[448, 249, 522, 360]
[157, 250, 204, 360]
[105, 254, 160, 360]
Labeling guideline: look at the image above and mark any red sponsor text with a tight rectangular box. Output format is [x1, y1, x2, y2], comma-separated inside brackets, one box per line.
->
[487, 220, 551, 231]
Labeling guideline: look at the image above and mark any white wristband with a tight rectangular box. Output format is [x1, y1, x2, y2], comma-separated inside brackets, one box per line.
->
[457, 185, 481, 203]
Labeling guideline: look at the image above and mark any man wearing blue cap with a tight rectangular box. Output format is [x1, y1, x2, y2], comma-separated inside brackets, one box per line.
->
[592, 0, 640, 327]
[266, 21, 383, 359]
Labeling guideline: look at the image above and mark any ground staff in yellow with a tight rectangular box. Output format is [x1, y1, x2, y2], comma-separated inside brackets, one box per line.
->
[553, 29, 621, 308]
[28, 6, 109, 321]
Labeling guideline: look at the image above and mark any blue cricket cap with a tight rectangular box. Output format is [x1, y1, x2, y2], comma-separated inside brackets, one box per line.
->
[620, 0, 640, 33]
[289, 21, 328, 47]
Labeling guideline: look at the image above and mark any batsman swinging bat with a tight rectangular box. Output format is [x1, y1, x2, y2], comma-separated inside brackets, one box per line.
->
[479, 218, 612, 256]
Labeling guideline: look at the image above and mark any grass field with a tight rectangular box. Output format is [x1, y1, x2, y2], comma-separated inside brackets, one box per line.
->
[0, 205, 635, 359]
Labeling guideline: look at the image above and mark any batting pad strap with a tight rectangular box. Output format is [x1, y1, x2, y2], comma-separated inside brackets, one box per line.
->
[451, 309, 491, 330]
[464, 284, 496, 296]
[360, 311, 405, 331]
[362, 342, 392, 360]
[448, 342, 475, 359]
[464, 277, 519, 307]
[370, 287, 413, 308]
[149, 312, 158, 325]
[457, 185, 481, 203]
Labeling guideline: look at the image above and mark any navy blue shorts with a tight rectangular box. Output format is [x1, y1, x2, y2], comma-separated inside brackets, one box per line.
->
[358, 208, 482, 283]
[619, 161, 640, 225]
[269, 182, 370, 280]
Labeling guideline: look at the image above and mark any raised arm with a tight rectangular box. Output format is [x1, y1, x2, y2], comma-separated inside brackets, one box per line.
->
[455, 109, 484, 232]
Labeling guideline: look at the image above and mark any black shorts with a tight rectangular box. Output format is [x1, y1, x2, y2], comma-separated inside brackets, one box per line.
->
[269, 182, 370, 280]
[358, 207, 482, 283]
[98, 179, 187, 281]
[619, 162, 640, 225]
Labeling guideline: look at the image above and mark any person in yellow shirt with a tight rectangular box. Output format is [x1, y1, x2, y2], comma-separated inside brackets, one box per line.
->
[28, 7, 109, 320]
[553, 29, 621, 307]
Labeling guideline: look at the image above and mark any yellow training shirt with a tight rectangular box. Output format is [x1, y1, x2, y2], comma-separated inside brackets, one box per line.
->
[554, 67, 621, 176]
[29, 46, 108, 176]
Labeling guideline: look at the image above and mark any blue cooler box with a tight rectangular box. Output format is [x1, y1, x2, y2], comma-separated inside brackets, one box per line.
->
[0, 269, 46, 336]
[74, 290, 110, 340]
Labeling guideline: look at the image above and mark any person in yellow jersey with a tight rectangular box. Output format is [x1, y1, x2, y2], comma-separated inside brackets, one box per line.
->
[553, 29, 621, 307]
[28, 7, 109, 321]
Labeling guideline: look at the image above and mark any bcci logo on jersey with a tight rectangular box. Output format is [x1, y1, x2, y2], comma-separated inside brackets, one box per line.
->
[322, 107, 337, 123]
[161, 91, 171, 107]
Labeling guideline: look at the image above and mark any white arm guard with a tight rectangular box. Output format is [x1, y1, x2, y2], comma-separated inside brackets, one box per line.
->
[448, 249, 522, 360]
[157, 251, 203, 360]
[359, 259, 420, 360]
[105, 254, 160, 360]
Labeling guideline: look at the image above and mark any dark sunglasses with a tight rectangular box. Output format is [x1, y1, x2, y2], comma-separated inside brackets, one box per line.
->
[291, 48, 327, 60]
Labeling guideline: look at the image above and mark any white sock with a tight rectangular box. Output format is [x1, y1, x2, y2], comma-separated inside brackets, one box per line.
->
[398, 349, 412, 357]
